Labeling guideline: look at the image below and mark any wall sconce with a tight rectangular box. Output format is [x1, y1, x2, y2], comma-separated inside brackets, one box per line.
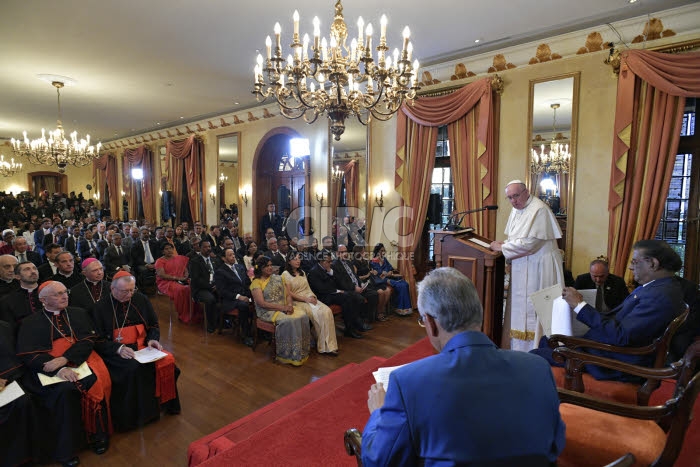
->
[316, 192, 326, 207]
[120, 190, 126, 197]
[158, 190, 163, 197]
[375, 190, 384, 208]
[240, 190, 249, 206]
[209, 186, 217, 205]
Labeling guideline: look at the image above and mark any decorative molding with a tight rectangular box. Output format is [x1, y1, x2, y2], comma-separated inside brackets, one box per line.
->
[487, 54, 516, 73]
[528, 44, 562, 64]
[576, 32, 612, 55]
[631, 18, 675, 44]
[450, 63, 476, 81]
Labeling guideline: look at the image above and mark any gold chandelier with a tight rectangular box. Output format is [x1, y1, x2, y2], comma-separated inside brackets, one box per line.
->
[331, 164, 344, 182]
[253, 0, 420, 141]
[11, 80, 101, 173]
[0, 155, 22, 177]
[531, 103, 571, 175]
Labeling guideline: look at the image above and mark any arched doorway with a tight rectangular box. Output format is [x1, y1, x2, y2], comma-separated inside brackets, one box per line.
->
[27, 171, 67, 197]
[253, 129, 308, 241]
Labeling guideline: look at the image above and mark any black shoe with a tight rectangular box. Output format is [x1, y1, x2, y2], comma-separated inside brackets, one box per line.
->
[361, 323, 373, 331]
[321, 350, 339, 357]
[243, 336, 254, 347]
[91, 437, 109, 455]
[60, 457, 80, 467]
[207, 327, 216, 333]
[223, 319, 233, 329]
[344, 330, 364, 339]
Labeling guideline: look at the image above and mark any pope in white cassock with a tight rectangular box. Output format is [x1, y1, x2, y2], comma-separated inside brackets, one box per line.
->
[490, 180, 564, 351]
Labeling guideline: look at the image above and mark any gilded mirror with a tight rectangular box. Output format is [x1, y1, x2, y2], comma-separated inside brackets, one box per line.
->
[217, 132, 240, 217]
[527, 72, 579, 268]
[329, 116, 369, 246]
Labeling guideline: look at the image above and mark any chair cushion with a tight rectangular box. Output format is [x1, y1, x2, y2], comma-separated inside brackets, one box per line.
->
[558, 403, 666, 467]
[551, 367, 639, 404]
[256, 320, 275, 332]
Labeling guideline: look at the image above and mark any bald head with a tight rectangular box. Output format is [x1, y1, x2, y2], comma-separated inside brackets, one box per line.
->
[0, 255, 19, 281]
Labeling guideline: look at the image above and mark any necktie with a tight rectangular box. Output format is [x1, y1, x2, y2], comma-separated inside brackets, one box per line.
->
[231, 264, 241, 281]
[343, 260, 359, 287]
[595, 285, 604, 311]
[117, 246, 122, 256]
[206, 258, 214, 274]
[144, 241, 154, 264]
[19, 253, 26, 263]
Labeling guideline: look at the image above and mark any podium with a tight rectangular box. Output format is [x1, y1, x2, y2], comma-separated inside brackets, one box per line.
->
[431, 229, 505, 347]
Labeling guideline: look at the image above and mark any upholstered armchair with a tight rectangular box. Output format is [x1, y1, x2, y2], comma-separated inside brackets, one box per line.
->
[557, 341, 700, 466]
[548, 306, 689, 405]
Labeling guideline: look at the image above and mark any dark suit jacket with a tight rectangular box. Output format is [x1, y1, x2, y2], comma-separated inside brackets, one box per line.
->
[189, 254, 221, 297]
[270, 252, 288, 271]
[362, 331, 565, 465]
[574, 273, 629, 311]
[214, 263, 251, 310]
[260, 213, 282, 237]
[77, 238, 99, 259]
[17, 250, 42, 268]
[332, 259, 360, 291]
[576, 276, 685, 380]
[37, 262, 56, 283]
[64, 236, 81, 256]
[102, 245, 131, 277]
[131, 239, 161, 268]
[307, 264, 341, 302]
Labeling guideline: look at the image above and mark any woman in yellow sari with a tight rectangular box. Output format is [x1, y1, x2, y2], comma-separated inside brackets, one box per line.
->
[250, 255, 310, 365]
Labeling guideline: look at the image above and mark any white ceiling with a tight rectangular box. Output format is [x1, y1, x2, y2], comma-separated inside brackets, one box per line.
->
[0, 0, 694, 146]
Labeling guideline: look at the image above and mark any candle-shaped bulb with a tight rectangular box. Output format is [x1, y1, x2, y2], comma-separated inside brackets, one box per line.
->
[293, 10, 299, 36]
[274, 22, 281, 51]
[357, 16, 364, 42]
[350, 38, 357, 62]
[407, 42, 413, 60]
[302, 33, 309, 60]
[265, 36, 272, 59]
[321, 37, 328, 61]
[380, 15, 387, 40]
[313, 16, 320, 37]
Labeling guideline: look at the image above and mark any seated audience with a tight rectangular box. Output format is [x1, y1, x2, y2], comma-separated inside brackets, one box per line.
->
[130, 228, 159, 289]
[190, 240, 221, 333]
[281, 251, 338, 356]
[102, 233, 131, 279]
[362, 268, 565, 466]
[370, 243, 412, 316]
[155, 243, 194, 324]
[0, 261, 41, 326]
[308, 251, 365, 339]
[214, 247, 254, 346]
[250, 255, 310, 366]
[52, 251, 83, 289]
[77, 229, 100, 260]
[270, 237, 290, 270]
[38, 243, 62, 283]
[574, 257, 629, 313]
[93, 272, 180, 431]
[12, 236, 42, 267]
[334, 244, 377, 326]
[353, 245, 390, 321]
[17, 281, 111, 460]
[243, 241, 258, 271]
[532, 239, 686, 381]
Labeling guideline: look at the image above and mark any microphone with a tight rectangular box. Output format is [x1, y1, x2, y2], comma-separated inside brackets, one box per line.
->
[445, 205, 498, 231]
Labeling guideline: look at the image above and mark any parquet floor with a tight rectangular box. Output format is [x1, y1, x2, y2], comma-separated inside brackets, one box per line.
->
[74, 294, 426, 466]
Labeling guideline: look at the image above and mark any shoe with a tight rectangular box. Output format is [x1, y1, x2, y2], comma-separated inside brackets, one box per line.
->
[361, 323, 373, 331]
[223, 319, 233, 329]
[60, 457, 80, 467]
[321, 350, 339, 357]
[91, 437, 109, 455]
[344, 330, 364, 339]
[377, 314, 389, 322]
[164, 401, 181, 415]
[243, 336, 254, 347]
[207, 327, 216, 334]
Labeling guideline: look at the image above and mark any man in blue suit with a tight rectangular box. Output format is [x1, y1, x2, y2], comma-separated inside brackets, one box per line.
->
[214, 247, 254, 346]
[362, 268, 565, 466]
[533, 239, 686, 381]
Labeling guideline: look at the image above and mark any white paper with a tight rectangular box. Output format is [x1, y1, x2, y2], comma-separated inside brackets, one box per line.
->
[38, 361, 93, 386]
[133, 346, 168, 364]
[372, 364, 407, 387]
[467, 237, 490, 248]
[531, 285, 591, 337]
[0, 381, 25, 408]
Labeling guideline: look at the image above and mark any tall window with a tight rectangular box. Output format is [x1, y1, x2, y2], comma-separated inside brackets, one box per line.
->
[655, 98, 698, 278]
[428, 126, 453, 260]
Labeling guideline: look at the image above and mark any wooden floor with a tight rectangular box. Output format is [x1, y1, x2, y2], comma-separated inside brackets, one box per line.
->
[74, 295, 426, 467]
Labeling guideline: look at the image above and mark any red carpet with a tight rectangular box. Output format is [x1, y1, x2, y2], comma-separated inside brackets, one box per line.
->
[189, 338, 434, 466]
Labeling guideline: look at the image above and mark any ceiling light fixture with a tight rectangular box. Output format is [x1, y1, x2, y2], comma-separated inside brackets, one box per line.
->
[253, 0, 420, 140]
[10, 80, 100, 173]
[531, 103, 571, 175]
[0, 155, 23, 177]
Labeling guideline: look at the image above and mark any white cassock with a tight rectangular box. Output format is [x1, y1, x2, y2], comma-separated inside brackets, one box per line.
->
[501, 195, 564, 351]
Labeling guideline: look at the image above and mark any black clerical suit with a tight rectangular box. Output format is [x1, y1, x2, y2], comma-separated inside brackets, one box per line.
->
[333, 258, 378, 323]
[52, 270, 83, 290]
[574, 273, 629, 313]
[92, 292, 173, 431]
[307, 263, 363, 336]
[190, 254, 222, 332]
[69, 279, 111, 317]
[0, 286, 41, 328]
[214, 262, 253, 340]
[0, 279, 20, 297]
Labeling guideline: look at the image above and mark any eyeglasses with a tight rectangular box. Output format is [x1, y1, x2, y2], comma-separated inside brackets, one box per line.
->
[630, 257, 651, 266]
[506, 191, 526, 201]
[417, 314, 430, 328]
[114, 287, 138, 294]
[51, 290, 70, 297]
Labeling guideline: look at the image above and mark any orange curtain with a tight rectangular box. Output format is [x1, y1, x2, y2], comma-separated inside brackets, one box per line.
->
[608, 50, 700, 281]
[395, 77, 497, 306]
[345, 159, 358, 209]
[93, 154, 119, 219]
[166, 135, 204, 223]
[123, 146, 155, 222]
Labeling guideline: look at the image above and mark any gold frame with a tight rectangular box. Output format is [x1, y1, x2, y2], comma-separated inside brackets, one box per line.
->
[526, 72, 580, 268]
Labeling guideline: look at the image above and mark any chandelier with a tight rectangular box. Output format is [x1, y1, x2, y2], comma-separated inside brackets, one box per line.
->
[0, 155, 22, 177]
[11, 80, 101, 173]
[331, 164, 344, 182]
[219, 172, 229, 185]
[530, 103, 571, 175]
[253, 0, 420, 141]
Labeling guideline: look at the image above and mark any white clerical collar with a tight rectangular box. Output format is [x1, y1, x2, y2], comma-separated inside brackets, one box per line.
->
[21, 285, 37, 292]
[1, 279, 14, 284]
[45, 307, 62, 315]
[58, 271, 72, 278]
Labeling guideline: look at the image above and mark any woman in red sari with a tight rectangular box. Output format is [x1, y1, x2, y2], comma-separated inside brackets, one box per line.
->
[155, 243, 192, 323]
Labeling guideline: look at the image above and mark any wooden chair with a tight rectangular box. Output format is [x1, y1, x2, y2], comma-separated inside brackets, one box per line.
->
[217, 301, 241, 336]
[251, 304, 276, 360]
[557, 341, 700, 467]
[344, 428, 636, 467]
[548, 306, 689, 405]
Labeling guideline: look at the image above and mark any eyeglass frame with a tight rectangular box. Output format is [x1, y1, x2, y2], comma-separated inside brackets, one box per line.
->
[506, 190, 527, 201]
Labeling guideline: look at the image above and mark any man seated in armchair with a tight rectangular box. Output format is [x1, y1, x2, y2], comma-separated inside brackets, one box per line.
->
[531, 239, 686, 381]
[574, 256, 629, 314]
[362, 268, 565, 466]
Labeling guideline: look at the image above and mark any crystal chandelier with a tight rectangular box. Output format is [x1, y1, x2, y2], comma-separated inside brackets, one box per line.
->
[11, 80, 101, 173]
[253, 0, 420, 141]
[531, 103, 571, 175]
[331, 164, 344, 182]
[0, 155, 22, 177]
